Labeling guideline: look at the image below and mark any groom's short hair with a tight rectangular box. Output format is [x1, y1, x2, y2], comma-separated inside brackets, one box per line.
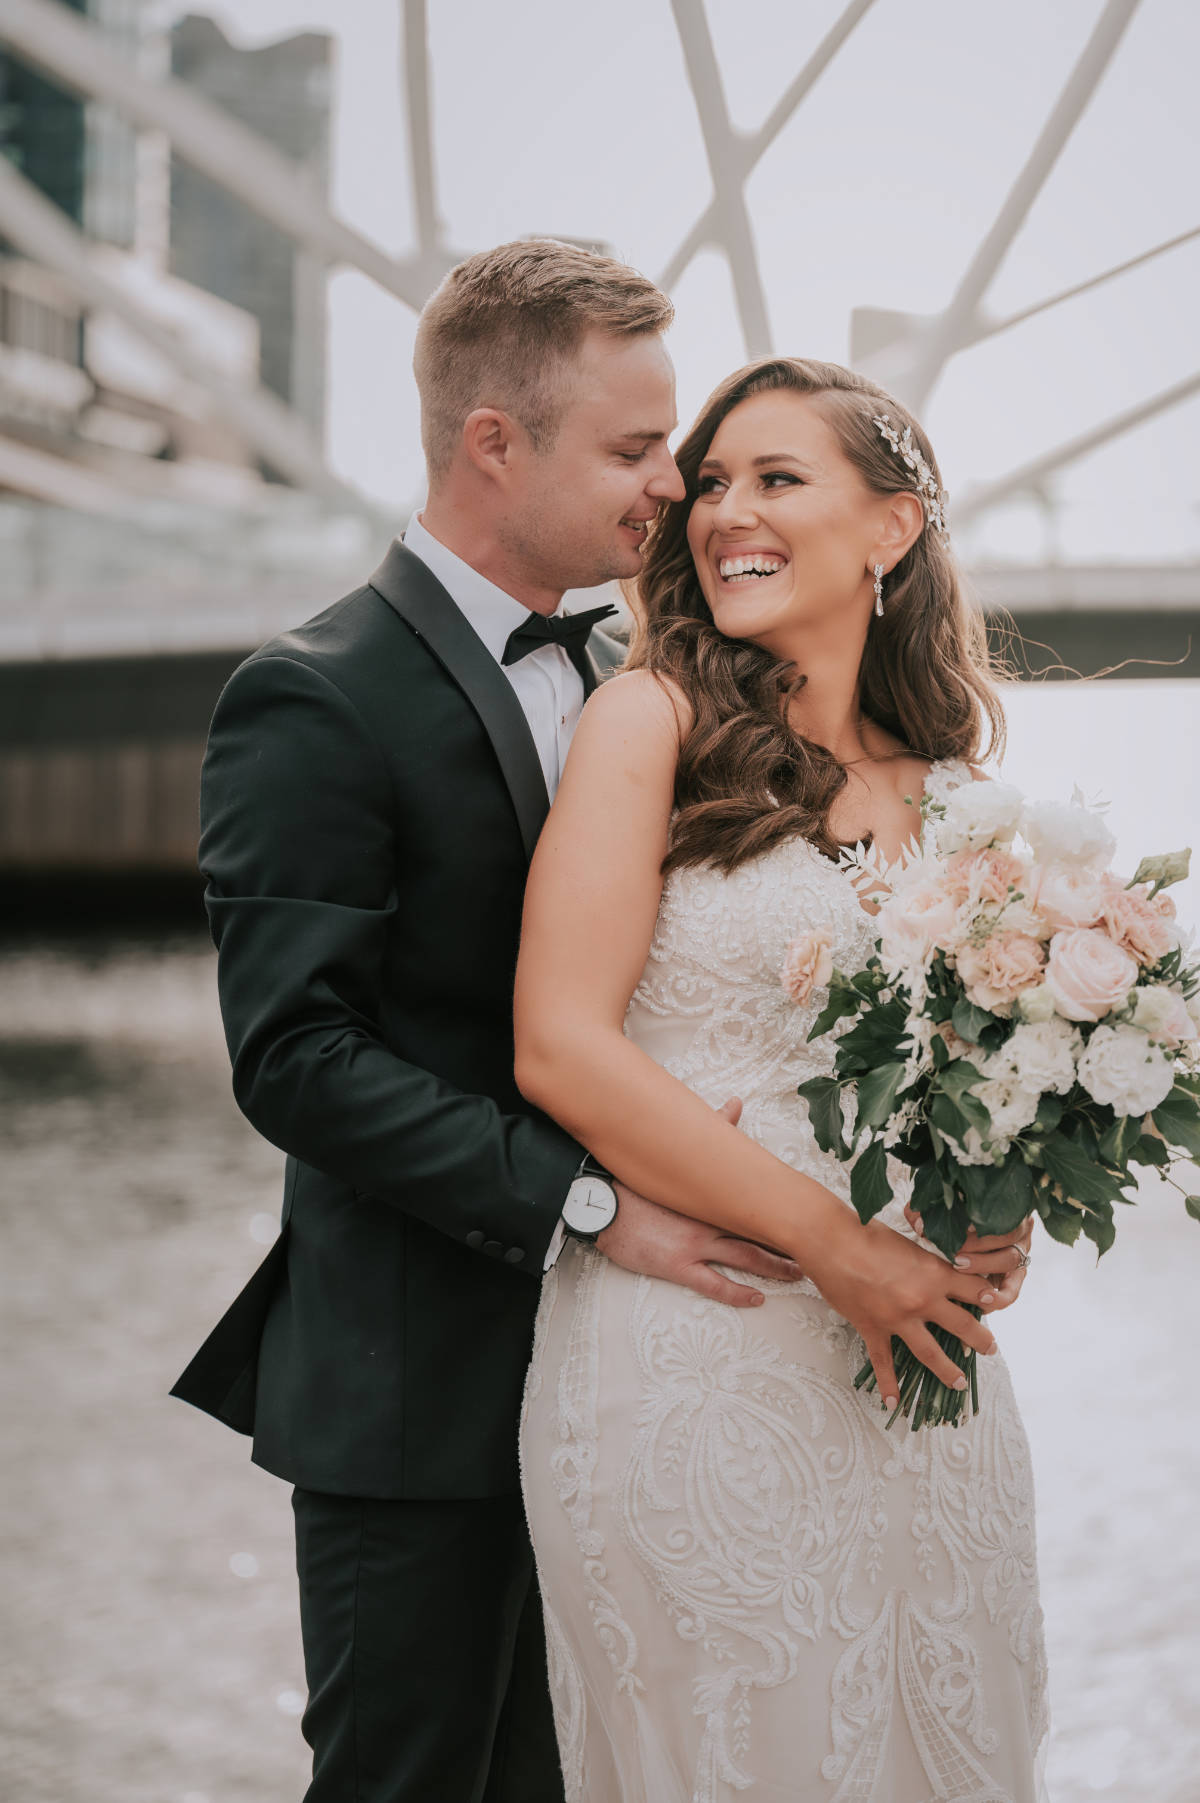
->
[414, 239, 674, 484]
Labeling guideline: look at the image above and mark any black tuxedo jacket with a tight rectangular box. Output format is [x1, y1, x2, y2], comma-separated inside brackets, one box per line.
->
[171, 540, 618, 1498]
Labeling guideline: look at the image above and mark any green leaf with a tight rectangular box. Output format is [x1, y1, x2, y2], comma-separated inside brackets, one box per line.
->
[911, 1159, 947, 1218]
[836, 1000, 910, 1071]
[930, 1031, 950, 1071]
[1098, 1112, 1142, 1164]
[1034, 1093, 1064, 1134]
[850, 1140, 892, 1225]
[1185, 1196, 1200, 1223]
[1151, 1088, 1200, 1160]
[951, 998, 995, 1044]
[807, 985, 864, 1043]
[1131, 1132, 1169, 1168]
[957, 1158, 1035, 1236]
[797, 1076, 849, 1160]
[854, 1061, 910, 1135]
[930, 1090, 973, 1146]
[1081, 1199, 1116, 1257]
[1039, 1203, 1084, 1246]
[1039, 1134, 1125, 1207]
[922, 1194, 971, 1260]
[937, 1058, 986, 1098]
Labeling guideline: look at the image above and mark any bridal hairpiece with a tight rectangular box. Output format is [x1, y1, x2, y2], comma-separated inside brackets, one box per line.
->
[872, 415, 950, 541]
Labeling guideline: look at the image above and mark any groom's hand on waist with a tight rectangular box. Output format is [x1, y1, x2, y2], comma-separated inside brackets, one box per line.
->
[595, 1097, 805, 1306]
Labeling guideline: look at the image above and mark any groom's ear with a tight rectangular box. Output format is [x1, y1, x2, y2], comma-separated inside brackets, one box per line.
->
[462, 406, 523, 485]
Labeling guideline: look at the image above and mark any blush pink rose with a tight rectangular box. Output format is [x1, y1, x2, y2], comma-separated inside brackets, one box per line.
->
[1045, 927, 1138, 1022]
[955, 931, 1046, 1015]
[1100, 876, 1174, 966]
[878, 881, 962, 966]
[1031, 863, 1105, 932]
[781, 928, 834, 1004]
[944, 846, 1029, 906]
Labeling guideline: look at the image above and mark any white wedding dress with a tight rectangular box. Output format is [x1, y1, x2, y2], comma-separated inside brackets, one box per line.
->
[520, 761, 1049, 1802]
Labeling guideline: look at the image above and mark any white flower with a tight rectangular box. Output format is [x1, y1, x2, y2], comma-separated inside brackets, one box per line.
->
[945, 1126, 1003, 1166]
[973, 1077, 1041, 1143]
[1187, 991, 1200, 1031]
[1015, 982, 1057, 1023]
[937, 781, 1024, 854]
[1128, 985, 1197, 1046]
[1076, 1023, 1175, 1117]
[989, 1017, 1081, 1095]
[1021, 796, 1116, 869]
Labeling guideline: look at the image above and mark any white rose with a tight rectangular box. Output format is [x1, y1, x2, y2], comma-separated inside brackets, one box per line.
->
[1021, 797, 1116, 869]
[937, 781, 1025, 855]
[973, 1077, 1041, 1143]
[989, 1017, 1081, 1095]
[1129, 985, 1197, 1046]
[1076, 1023, 1175, 1117]
[1015, 982, 1056, 1023]
[1188, 991, 1200, 1031]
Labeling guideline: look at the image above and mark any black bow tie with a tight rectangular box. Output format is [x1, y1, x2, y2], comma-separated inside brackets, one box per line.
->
[502, 603, 618, 678]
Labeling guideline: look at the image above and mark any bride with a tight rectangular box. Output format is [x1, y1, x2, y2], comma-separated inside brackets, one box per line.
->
[515, 358, 1048, 1802]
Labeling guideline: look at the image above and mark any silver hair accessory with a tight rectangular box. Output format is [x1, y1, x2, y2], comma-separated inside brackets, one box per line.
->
[873, 563, 884, 617]
[872, 414, 950, 541]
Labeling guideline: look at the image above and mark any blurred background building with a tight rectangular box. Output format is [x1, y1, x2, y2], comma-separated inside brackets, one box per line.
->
[0, 0, 1196, 890]
[0, 9, 1196, 1799]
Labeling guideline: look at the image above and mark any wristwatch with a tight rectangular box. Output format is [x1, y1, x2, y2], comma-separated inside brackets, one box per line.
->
[561, 1153, 618, 1244]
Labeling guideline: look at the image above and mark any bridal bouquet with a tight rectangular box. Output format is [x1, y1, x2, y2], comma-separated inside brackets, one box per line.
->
[793, 775, 1200, 1431]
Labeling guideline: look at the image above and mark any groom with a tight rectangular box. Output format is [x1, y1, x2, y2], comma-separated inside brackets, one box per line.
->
[171, 240, 805, 1803]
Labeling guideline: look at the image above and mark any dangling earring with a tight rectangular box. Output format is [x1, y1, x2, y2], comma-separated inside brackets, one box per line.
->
[873, 564, 885, 618]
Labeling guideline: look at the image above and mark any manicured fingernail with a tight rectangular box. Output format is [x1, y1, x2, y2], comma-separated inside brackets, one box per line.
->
[984, 1342, 998, 1356]
[953, 1375, 968, 1391]
[752, 1292, 764, 1304]
[954, 1256, 971, 1268]
[980, 1291, 997, 1304]
[912, 1218, 924, 1235]
[884, 1395, 898, 1411]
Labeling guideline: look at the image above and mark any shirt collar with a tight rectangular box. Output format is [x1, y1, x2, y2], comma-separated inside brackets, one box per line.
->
[403, 511, 564, 666]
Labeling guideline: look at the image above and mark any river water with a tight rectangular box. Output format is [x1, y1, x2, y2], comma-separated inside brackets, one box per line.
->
[2, 681, 1197, 1803]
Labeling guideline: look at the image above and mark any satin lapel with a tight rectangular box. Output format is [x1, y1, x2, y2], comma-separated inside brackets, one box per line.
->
[368, 540, 550, 862]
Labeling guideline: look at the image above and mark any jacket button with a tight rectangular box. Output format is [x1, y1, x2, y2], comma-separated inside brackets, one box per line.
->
[504, 1246, 525, 1265]
[482, 1239, 503, 1257]
[465, 1230, 485, 1250]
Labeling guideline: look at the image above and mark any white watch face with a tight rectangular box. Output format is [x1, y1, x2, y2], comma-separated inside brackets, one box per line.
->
[563, 1174, 617, 1235]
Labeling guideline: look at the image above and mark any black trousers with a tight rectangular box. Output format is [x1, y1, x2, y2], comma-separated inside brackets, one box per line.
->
[292, 1488, 566, 1803]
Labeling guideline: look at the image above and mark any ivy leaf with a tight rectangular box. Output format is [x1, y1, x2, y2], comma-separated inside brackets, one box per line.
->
[951, 998, 995, 1044]
[921, 1190, 971, 1261]
[807, 980, 864, 1043]
[957, 1158, 1035, 1237]
[937, 1058, 986, 1098]
[1185, 1196, 1200, 1223]
[1080, 1199, 1116, 1257]
[911, 1160, 947, 1218]
[1039, 1203, 1083, 1247]
[1039, 1134, 1125, 1207]
[854, 1061, 910, 1135]
[1131, 1132, 1169, 1168]
[1034, 1093, 1064, 1134]
[797, 1076, 848, 1160]
[850, 1140, 892, 1225]
[836, 1000, 910, 1070]
[1098, 1112, 1142, 1164]
[1151, 1088, 1200, 1160]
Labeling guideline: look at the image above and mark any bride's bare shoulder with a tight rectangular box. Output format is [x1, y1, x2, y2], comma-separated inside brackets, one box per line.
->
[581, 668, 694, 746]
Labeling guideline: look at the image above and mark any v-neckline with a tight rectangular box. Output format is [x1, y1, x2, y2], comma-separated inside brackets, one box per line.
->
[816, 755, 958, 921]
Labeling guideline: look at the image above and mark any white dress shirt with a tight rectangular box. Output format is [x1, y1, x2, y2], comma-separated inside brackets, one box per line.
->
[403, 511, 584, 801]
[403, 512, 588, 1268]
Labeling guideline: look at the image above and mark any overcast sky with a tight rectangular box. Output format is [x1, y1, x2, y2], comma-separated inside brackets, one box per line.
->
[160, 0, 1199, 563]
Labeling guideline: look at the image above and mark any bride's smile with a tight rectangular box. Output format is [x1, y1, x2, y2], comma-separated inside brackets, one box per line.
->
[686, 386, 919, 658]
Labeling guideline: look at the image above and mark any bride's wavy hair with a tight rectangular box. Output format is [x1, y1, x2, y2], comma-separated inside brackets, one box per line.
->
[627, 357, 1005, 874]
